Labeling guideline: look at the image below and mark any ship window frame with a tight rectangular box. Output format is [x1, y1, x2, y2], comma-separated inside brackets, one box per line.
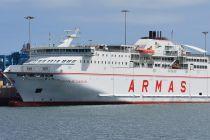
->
[67, 60, 72, 63]
[72, 60, 76, 63]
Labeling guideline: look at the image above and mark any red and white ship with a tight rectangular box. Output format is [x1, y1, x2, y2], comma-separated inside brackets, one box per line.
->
[4, 30, 210, 106]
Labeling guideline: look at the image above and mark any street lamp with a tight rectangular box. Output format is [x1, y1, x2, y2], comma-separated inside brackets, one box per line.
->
[24, 16, 35, 45]
[121, 10, 129, 45]
[202, 31, 208, 56]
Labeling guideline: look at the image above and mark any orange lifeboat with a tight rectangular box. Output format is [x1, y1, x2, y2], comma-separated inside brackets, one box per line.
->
[136, 48, 155, 54]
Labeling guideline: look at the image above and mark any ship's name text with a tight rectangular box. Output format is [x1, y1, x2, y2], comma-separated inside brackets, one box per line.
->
[128, 80, 187, 93]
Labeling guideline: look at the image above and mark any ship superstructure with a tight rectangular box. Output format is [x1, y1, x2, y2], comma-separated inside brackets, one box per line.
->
[4, 30, 210, 106]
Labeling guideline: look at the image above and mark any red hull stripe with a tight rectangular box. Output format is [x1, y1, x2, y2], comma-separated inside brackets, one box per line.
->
[9, 101, 210, 107]
[5, 72, 210, 79]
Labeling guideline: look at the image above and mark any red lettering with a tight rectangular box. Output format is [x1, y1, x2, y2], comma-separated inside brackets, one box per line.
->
[180, 81, 186, 93]
[142, 80, 149, 92]
[155, 80, 162, 92]
[168, 81, 174, 92]
[128, 80, 135, 92]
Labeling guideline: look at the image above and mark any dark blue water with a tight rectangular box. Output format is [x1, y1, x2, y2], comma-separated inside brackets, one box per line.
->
[0, 104, 210, 140]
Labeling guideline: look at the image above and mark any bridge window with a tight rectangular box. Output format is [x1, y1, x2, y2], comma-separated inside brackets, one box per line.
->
[67, 60, 72, 63]
[72, 60, 76, 63]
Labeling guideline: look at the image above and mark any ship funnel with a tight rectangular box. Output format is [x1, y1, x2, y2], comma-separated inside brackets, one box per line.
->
[152, 31, 156, 39]
[149, 31, 153, 39]
[149, 31, 159, 39]
[157, 31, 159, 38]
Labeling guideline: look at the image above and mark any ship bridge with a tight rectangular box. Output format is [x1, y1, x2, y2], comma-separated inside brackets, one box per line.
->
[30, 46, 94, 57]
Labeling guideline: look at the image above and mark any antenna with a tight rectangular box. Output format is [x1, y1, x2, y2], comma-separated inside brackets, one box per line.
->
[49, 32, 51, 47]
[171, 30, 174, 41]
[202, 31, 208, 56]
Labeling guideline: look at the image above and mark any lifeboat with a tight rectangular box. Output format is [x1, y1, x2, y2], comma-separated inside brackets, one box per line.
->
[136, 48, 155, 54]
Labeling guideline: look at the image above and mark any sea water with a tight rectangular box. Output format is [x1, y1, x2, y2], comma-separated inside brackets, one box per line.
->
[0, 104, 210, 140]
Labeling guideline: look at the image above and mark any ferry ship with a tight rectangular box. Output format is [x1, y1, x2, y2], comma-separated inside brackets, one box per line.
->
[3, 30, 210, 106]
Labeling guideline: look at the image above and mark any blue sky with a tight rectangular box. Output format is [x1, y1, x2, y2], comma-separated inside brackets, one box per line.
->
[0, 0, 210, 54]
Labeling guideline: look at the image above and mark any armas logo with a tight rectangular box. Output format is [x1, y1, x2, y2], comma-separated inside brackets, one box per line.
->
[128, 80, 187, 93]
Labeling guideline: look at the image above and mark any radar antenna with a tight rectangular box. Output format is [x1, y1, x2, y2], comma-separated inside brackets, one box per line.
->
[58, 28, 80, 47]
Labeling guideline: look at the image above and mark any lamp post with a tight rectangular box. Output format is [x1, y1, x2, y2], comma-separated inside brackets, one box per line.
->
[202, 31, 208, 56]
[24, 16, 35, 44]
[121, 10, 129, 45]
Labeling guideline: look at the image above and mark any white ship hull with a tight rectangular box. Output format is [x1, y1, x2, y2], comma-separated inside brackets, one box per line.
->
[6, 67, 210, 105]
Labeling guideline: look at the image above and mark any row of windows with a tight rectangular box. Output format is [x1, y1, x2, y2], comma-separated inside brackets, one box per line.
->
[194, 65, 208, 69]
[155, 64, 189, 68]
[29, 59, 76, 64]
[154, 64, 161, 67]
[96, 53, 130, 58]
[186, 58, 207, 63]
[155, 63, 208, 69]
[80, 60, 128, 65]
[35, 49, 91, 53]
